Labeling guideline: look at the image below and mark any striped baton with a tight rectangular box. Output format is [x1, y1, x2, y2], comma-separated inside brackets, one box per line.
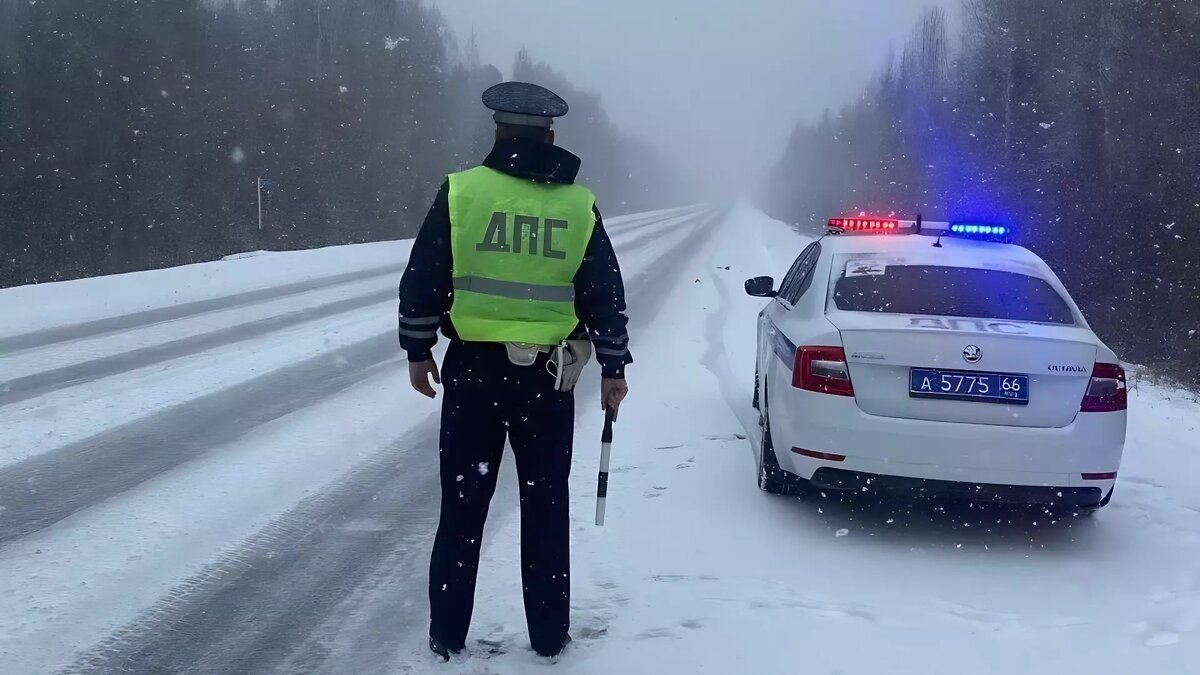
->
[595, 407, 615, 526]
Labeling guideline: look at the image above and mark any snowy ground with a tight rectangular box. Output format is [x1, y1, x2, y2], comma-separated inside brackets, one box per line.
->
[2, 206, 1199, 674]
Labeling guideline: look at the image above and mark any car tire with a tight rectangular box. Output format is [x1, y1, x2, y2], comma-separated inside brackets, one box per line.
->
[757, 395, 791, 495]
[752, 368, 760, 411]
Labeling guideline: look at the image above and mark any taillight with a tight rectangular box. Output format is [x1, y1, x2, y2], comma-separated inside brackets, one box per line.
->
[1080, 363, 1127, 412]
[793, 346, 855, 397]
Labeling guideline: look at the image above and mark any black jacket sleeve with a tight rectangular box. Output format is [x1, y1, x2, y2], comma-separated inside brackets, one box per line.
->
[397, 182, 452, 362]
[575, 206, 633, 379]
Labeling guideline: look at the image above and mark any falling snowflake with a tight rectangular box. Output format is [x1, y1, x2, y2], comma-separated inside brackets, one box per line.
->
[455, 475, 464, 482]
[338, 86, 348, 94]
[478, 462, 490, 476]
[1039, 122, 1053, 129]
[121, 75, 130, 83]
[384, 36, 411, 50]
[835, 528, 850, 538]
[230, 146, 245, 164]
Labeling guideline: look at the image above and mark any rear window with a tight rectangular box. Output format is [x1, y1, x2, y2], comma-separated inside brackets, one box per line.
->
[833, 264, 1076, 325]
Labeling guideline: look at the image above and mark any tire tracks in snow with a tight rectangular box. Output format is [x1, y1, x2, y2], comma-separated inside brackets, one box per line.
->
[0, 289, 395, 407]
[622, 208, 726, 326]
[0, 263, 405, 355]
[603, 205, 708, 237]
[62, 416, 445, 675]
[60, 207, 726, 675]
[0, 208, 696, 408]
[0, 334, 401, 545]
[0, 208, 716, 549]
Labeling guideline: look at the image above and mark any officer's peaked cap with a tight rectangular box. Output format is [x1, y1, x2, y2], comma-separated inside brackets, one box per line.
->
[482, 82, 568, 129]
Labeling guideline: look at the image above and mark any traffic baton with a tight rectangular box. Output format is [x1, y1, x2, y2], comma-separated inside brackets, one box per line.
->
[595, 407, 615, 526]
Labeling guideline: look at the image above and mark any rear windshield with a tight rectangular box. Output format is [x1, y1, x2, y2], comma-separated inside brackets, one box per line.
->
[833, 264, 1076, 325]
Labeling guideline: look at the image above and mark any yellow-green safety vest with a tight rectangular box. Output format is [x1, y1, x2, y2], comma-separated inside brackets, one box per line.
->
[448, 166, 596, 345]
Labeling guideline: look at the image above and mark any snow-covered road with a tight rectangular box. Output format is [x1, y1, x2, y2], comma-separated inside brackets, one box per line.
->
[2, 206, 1199, 674]
[0, 205, 717, 674]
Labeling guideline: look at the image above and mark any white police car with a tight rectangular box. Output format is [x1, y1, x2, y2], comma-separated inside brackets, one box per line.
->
[746, 217, 1127, 512]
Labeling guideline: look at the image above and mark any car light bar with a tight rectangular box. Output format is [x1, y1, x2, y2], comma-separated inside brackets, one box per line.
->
[827, 216, 1017, 242]
[948, 223, 1015, 242]
[827, 217, 911, 235]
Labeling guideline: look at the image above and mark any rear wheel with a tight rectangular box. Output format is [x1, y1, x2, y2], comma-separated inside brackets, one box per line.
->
[757, 395, 791, 495]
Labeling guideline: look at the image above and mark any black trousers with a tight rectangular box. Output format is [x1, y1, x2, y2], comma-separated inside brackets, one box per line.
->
[428, 340, 575, 655]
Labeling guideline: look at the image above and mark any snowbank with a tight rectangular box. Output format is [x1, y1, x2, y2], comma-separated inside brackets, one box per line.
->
[0, 241, 413, 339]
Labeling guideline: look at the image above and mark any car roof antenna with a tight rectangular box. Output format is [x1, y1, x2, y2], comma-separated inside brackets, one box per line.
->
[924, 213, 945, 248]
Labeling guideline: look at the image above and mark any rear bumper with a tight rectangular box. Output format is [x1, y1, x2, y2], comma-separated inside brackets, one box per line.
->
[769, 385, 1125, 494]
[809, 468, 1106, 509]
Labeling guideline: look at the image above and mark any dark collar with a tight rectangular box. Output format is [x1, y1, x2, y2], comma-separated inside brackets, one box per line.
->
[482, 139, 582, 185]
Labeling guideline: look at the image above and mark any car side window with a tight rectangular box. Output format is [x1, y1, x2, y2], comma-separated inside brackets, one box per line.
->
[776, 249, 810, 303]
[779, 242, 820, 306]
[786, 242, 823, 305]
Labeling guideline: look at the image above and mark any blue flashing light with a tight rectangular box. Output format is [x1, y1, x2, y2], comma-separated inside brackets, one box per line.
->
[949, 223, 1014, 241]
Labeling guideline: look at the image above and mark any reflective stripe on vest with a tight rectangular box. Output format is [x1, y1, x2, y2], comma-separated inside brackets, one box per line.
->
[453, 276, 576, 303]
[448, 166, 596, 345]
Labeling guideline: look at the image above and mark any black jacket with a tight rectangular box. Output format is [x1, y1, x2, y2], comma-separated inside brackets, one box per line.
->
[397, 139, 633, 378]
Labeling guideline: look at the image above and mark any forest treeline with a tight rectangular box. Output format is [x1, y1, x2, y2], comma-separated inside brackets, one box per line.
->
[765, 1, 1200, 385]
[0, 0, 678, 288]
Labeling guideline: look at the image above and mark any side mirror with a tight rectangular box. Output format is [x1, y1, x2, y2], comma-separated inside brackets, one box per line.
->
[744, 276, 777, 298]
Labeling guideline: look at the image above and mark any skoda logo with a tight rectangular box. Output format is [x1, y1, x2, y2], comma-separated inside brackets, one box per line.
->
[962, 345, 983, 364]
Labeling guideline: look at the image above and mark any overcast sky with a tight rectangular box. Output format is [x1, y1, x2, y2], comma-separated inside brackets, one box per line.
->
[430, 0, 954, 196]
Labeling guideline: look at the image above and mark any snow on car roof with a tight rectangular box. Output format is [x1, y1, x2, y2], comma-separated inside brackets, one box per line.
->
[821, 233, 1050, 277]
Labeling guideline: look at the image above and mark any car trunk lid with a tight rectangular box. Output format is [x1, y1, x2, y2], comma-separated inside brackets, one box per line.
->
[829, 311, 1097, 428]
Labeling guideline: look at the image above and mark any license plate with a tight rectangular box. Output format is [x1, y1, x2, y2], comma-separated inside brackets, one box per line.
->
[909, 368, 1029, 405]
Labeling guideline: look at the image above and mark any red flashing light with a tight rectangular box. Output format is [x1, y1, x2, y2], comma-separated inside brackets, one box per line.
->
[793, 346, 855, 397]
[1080, 363, 1127, 413]
[828, 217, 901, 233]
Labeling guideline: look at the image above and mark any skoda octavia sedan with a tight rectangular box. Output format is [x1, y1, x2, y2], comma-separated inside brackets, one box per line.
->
[746, 217, 1127, 513]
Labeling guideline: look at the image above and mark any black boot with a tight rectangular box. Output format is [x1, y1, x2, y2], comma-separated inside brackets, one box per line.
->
[429, 637, 461, 662]
[536, 634, 572, 660]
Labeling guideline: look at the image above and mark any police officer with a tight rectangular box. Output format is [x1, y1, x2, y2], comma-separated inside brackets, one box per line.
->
[398, 82, 632, 661]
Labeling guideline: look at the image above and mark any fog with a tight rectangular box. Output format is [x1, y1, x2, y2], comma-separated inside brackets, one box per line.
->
[431, 0, 955, 197]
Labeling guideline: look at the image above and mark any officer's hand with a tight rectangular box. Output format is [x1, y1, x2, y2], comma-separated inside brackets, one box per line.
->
[409, 359, 441, 399]
[601, 377, 629, 422]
